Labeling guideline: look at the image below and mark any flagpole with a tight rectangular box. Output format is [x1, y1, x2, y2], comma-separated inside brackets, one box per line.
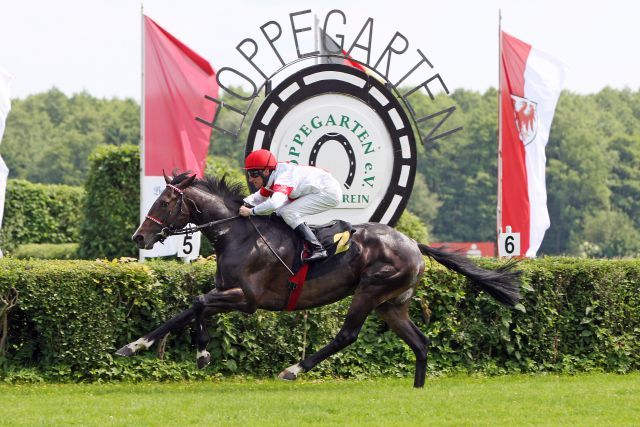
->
[496, 9, 503, 255]
[139, 3, 146, 262]
[314, 14, 319, 65]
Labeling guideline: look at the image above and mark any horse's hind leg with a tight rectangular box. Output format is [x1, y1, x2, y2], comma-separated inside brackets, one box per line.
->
[115, 307, 196, 356]
[279, 291, 376, 380]
[376, 301, 429, 388]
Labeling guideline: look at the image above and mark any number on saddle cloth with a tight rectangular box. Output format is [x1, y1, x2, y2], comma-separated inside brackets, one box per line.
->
[285, 220, 355, 311]
[310, 220, 353, 257]
[293, 220, 354, 269]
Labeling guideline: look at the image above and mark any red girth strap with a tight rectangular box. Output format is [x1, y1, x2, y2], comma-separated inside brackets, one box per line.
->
[285, 263, 310, 311]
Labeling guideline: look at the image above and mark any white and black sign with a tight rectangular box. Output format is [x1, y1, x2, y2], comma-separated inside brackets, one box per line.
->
[176, 224, 201, 262]
[194, 9, 465, 227]
[498, 226, 521, 257]
[246, 64, 416, 226]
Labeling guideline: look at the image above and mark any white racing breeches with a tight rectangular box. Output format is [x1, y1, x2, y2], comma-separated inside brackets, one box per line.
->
[276, 180, 342, 228]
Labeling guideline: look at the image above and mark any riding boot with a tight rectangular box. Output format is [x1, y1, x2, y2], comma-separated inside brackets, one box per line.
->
[294, 223, 328, 262]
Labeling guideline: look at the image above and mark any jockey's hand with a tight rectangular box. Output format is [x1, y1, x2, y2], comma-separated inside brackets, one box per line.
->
[239, 205, 253, 217]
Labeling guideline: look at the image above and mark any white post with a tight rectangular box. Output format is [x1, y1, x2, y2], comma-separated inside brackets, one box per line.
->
[139, 3, 146, 262]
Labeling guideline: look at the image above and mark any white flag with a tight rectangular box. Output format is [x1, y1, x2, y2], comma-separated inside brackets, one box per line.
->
[0, 66, 13, 257]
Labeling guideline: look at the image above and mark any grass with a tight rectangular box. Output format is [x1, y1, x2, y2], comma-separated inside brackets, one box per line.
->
[1, 374, 639, 426]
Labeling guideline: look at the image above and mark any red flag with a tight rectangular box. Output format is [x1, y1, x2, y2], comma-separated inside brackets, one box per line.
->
[144, 15, 218, 177]
[499, 31, 565, 257]
[141, 15, 218, 259]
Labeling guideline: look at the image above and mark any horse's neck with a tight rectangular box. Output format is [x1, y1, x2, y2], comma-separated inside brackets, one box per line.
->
[187, 186, 235, 224]
[184, 186, 242, 251]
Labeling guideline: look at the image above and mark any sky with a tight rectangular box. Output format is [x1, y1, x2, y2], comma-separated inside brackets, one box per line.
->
[0, 0, 638, 101]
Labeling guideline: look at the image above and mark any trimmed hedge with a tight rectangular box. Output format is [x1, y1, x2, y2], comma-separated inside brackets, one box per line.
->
[0, 180, 84, 251]
[1, 257, 638, 382]
[13, 243, 79, 260]
[77, 145, 139, 259]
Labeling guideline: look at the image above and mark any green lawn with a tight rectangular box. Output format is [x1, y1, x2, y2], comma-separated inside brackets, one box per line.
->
[1, 374, 639, 426]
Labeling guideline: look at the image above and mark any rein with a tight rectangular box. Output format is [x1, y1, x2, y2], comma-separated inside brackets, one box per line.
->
[167, 215, 241, 236]
[248, 217, 294, 276]
[150, 183, 294, 276]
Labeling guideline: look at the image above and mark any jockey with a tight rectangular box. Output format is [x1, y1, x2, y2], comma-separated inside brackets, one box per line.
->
[239, 149, 342, 262]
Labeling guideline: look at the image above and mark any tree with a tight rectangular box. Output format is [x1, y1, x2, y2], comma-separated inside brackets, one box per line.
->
[542, 92, 611, 254]
[608, 133, 640, 229]
[407, 172, 441, 237]
[0, 88, 139, 185]
[416, 89, 497, 242]
[578, 209, 640, 258]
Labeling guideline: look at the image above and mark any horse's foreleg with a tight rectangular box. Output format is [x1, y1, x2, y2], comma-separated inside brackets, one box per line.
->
[115, 307, 196, 357]
[279, 291, 375, 381]
[195, 316, 212, 369]
[192, 287, 256, 369]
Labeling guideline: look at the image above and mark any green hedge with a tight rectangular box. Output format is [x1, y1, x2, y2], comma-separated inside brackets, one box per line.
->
[12, 243, 79, 260]
[0, 180, 84, 252]
[1, 257, 638, 382]
[77, 145, 139, 259]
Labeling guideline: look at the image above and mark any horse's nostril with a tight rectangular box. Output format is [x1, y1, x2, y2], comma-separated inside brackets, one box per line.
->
[132, 234, 144, 243]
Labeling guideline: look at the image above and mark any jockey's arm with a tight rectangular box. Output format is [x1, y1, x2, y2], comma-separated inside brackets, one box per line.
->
[243, 190, 268, 208]
[251, 191, 288, 215]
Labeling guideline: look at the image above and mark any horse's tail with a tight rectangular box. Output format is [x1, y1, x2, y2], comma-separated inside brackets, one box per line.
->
[418, 244, 522, 307]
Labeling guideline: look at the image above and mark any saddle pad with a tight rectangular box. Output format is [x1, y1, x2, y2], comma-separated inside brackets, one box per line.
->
[285, 220, 356, 310]
[310, 220, 354, 257]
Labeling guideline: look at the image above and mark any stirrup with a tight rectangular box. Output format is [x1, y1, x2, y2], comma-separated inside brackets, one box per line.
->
[305, 248, 328, 262]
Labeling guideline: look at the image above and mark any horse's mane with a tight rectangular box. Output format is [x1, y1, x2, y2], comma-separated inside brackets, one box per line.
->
[171, 172, 247, 207]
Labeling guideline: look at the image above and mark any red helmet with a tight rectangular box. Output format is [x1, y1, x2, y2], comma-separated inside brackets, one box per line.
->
[244, 149, 277, 170]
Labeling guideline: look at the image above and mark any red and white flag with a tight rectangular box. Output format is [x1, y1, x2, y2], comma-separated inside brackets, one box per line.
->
[141, 15, 218, 259]
[499, 31, 566, 257]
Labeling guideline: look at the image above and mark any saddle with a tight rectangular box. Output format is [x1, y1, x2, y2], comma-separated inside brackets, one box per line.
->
[286, 220, 356, 310]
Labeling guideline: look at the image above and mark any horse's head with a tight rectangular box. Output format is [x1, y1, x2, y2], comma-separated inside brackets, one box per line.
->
[132, 172, 196, 250]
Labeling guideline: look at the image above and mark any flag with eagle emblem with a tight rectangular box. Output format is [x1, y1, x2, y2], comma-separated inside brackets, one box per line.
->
[499, 31, 566, 257]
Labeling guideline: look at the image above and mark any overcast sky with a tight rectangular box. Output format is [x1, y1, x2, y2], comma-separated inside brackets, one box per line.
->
[0, 0, 638, 101]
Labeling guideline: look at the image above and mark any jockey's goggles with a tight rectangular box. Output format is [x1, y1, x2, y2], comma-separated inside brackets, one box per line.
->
[247, 169, 263, 178]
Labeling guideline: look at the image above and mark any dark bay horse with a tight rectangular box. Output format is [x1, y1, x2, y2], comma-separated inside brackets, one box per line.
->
[116, 172, 521, 387]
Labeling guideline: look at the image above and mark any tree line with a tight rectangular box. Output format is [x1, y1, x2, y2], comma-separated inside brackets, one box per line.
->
[1, 86, 639, 257]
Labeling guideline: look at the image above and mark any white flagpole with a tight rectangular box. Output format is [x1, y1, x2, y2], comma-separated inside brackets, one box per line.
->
[496, 9, 503, 252]
[139, 3, 146, 262]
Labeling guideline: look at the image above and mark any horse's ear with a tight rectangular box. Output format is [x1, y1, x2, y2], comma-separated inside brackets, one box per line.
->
[180, 173, 197, 189]
[163, 170, 171, 184]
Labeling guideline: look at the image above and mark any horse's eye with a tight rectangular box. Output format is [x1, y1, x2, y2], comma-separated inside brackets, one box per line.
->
[160, 201, 169, 207]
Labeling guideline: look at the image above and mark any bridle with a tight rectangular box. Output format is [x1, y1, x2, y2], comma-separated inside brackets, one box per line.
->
[147, 183, 241, 243]
[145, 183, 190, 242]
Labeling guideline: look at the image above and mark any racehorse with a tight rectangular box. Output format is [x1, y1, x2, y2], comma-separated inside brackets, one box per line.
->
[116, 172, 521, 388]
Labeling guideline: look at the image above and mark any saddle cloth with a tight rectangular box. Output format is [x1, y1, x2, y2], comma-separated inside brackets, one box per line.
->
[286, 220, 355, 310]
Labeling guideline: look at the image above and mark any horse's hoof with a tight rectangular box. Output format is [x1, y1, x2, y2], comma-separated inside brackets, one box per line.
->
[278, 370, 297, 381]
[115, 345, 135, 357]
[196, 350, 211, 369]
[278, 363, 303, 381]
[114, 338, 153, 357]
